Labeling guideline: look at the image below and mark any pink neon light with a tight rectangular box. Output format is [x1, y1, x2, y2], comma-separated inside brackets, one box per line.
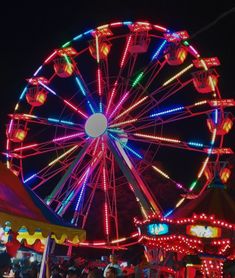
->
[153, 24, 168, 32]
[106, 80, 118, 115]
[189, 45, 199, 57]
[64, 99, 88, 118]
[110, 22, 122, 27]
[104, 202, 109, 235]
[44, 50, 57, 64]
[6, 139, 10, 150]
[97, 68, 102, 96]
[14, 144, 38, 152]
[53, 132, 84, 143]
[120, 35, 132, 68]
[109, 92, 129, 119]
[8, 119, 13, 134]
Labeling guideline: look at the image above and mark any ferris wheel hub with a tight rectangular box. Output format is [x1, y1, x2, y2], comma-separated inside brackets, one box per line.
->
[85, 113, 108, 138]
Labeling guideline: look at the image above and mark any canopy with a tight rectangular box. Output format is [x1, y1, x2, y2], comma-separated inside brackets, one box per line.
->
[0, 162, 86, 244]
[173, 178, 235, 223]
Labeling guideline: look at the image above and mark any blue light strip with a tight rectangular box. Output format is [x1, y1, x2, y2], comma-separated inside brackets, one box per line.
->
[123, 21, 132, 25]
[74, 169, 90, 212]
[164, 209, 174, 217]
[87, 100, 95, 114]
[109, 133, 142, 159]
[24, 173, 36, 183]
[99, 101, 103, 113]
[83, 29, 94, 36]
[188, 141, 204, 148]
[151, 40, 167, 61]
[57, 191, 74, 215]
[73, 34, 83, 41]
[150, 106, 184, 117]
[214, 109, 218, 124]
[19, 87, 28, 100]
[75, 77, 87, 96]
[48, 118, 74, 125]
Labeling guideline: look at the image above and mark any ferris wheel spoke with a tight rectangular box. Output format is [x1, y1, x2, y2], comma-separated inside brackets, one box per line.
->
[129, 133, 211, 154]
[55, 145, 105, 216]
[46, 140, 93, 205]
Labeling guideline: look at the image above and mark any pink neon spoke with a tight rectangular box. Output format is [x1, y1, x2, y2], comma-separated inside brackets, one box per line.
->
[97, 68, 102, 96]
[106, 80, 118, 116]
[103, 166, 109, 236]
[14, 144, 39, 152]
[108, 92, 129, 119]
[53, 132, 85, 143]
[120, 35, 132, 68]
[63, 100, 88, 119]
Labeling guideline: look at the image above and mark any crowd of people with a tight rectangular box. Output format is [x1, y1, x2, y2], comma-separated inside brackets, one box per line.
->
[0, 252, 138, 278]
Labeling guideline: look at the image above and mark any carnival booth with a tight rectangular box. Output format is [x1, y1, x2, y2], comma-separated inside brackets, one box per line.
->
[136, 175, 235, 277]
[0, 162, 86, 277]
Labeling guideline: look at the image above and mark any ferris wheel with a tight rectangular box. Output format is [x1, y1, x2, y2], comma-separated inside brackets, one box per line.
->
[5, 20, 233, 248]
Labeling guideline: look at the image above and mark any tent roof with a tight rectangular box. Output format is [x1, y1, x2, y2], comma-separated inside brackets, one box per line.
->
[0, 162, 85, 244]
[172, 186, 235, 224]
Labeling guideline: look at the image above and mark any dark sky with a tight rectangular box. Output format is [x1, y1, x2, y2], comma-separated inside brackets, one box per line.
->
[0, 0, 234, 250]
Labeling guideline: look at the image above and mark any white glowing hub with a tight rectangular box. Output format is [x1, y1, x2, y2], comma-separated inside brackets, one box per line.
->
[85, 113, 108, 138]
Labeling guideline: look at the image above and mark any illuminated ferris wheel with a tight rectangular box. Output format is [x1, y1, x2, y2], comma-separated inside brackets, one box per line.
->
[5, 20, 233, 248]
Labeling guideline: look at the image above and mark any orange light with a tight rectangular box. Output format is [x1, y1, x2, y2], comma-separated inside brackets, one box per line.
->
[26, 88, 47, 107]
[165, 47, 187, 66]
[10, 129, 27, 142]
[219, 168, 231, 183]
[53, 59, 74, 78]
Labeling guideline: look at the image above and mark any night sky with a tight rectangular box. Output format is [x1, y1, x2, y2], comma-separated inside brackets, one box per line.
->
[0, 0, 234, 257]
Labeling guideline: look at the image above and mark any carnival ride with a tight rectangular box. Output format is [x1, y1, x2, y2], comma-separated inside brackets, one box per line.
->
[5, 20, 234, 250]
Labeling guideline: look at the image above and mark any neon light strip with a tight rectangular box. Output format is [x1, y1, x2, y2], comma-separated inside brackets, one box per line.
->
[87, 100, 95, 114]
[19, 87, 28, 100]
[188, 142, 204, 148]
[175, 198, 185, 208]
[74, 168, 90, 212]
[189, 45, 200, 57]
[115, 96, 148, 120]
[14, 103, 19, 111]
[132, 72, 144, 87]
[194, 100, 207, 106]
[57, 191, 74, 215]
[24, 174, 37, 183]
[197, 157, 209, 178]
[44, 50, 57, 64]
[111, 237, 127, 244]
[64, 100, 88, 118]
[103, 167, 109, 236]
[83, 29, 94, 35]
[110, 22, 122, 27]
[73, 34, 83, 41]
[120, 35, 132, 68]
[97, 24, 109, 30]
[214, 109, 218, 124]
[48, 118, 74, 125]
[150, 106, 184, 117]
[38, 81, 57, 95]
[189, 180, 197, 191]
[163, 64, 193, 86]
[48, 145, 78, 166]
[75, 77, 87, 96]
[62, 41, 71, 48]
[99, 101, 102, 113]
[152, 165, 170, 179]
[109, 92, 129, 119]
[151, 40, 167, 60]
[53, 132, 84, 143]
[95, 35, 100, 63]
[123, 21, 132, 25]
[134, 133, 181, 143]
[109, 134, 142, 159]
[109, 118, 137, 128]
[33, 65, 42, 76]
[97, 68, 102, 96]
[14, 144, 39, 152]
[153, 24, 168, 32]
[106, 80, 118, 116]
